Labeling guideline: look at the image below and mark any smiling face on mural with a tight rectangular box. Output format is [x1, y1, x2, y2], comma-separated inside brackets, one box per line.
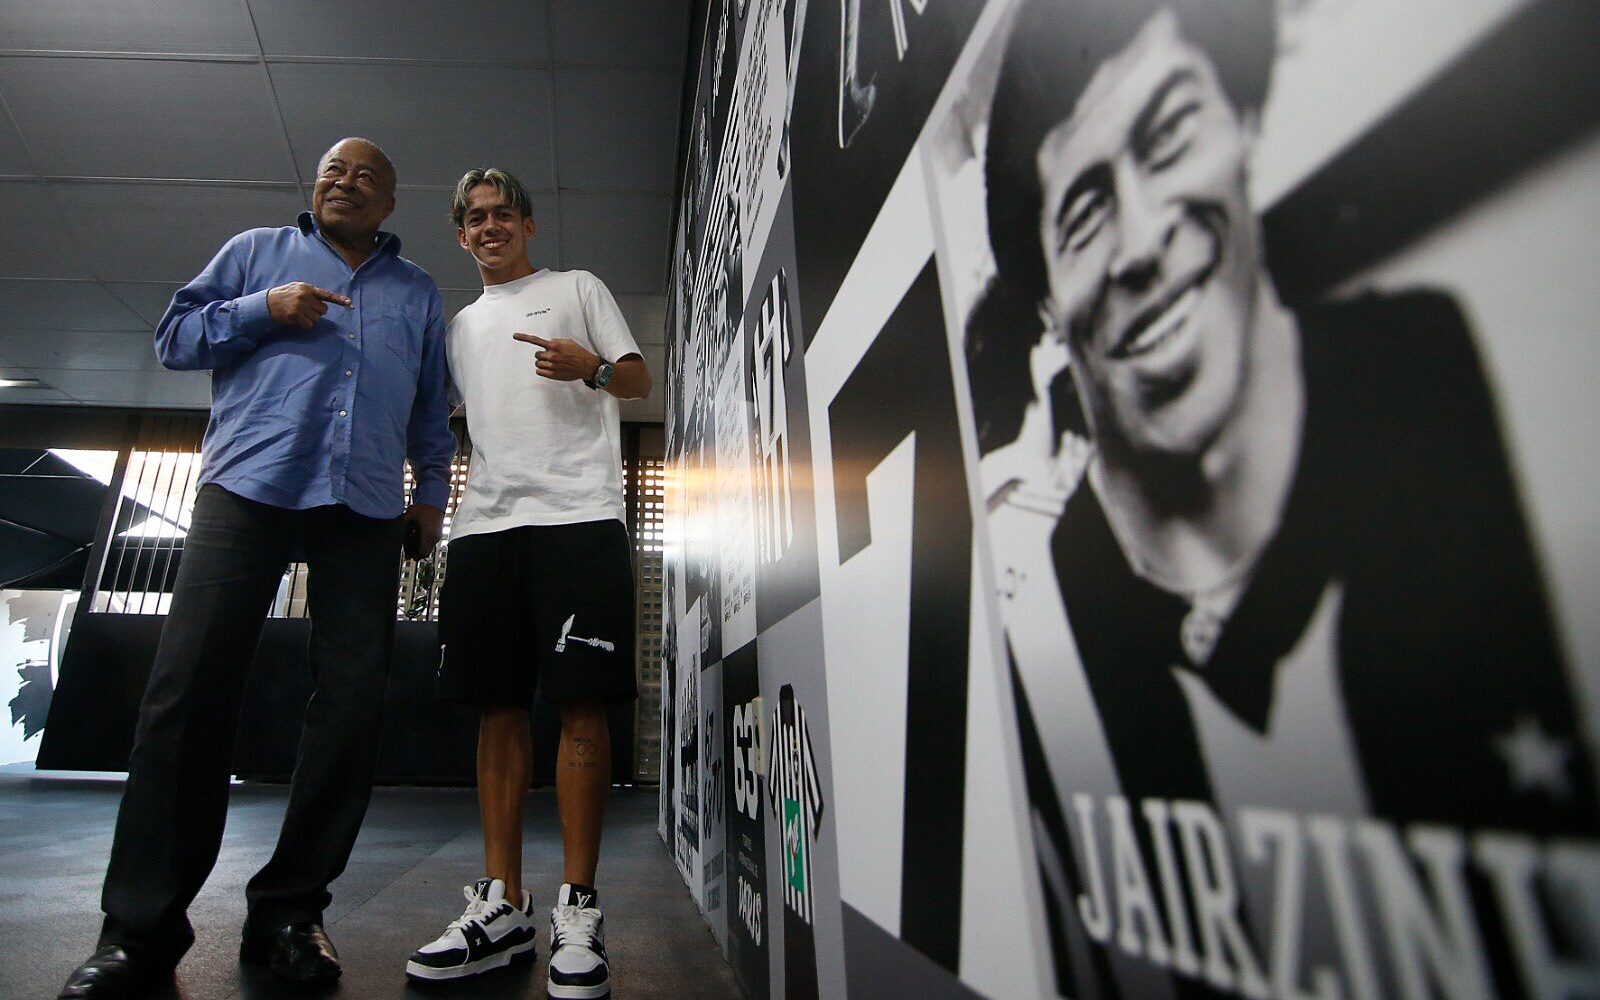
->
[1035, 11, 1264, 461]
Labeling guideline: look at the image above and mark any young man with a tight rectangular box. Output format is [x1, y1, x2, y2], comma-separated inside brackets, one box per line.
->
[406, 168, 650, 996]
[59, 137, 453, 998]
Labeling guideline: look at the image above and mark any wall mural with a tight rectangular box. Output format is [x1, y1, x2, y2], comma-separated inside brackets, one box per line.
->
[0, 589, 78, 766]
[661, 0, 1600, 997]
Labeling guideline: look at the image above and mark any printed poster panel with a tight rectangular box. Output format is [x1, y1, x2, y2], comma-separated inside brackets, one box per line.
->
[700, 657, 729, 947]
[758, 601, 845, 1000]
[725, 0, 792, 306]
[811, 252, 977, 976]
[744, 187, 822, 631]
[0, 590, 76, 766]
[783, 0, 983, 336]
[715, 309, 759, 651]
[929, 0, 1600, 997]
[659, 594, 677, 842]
[723, 639, 771, 999]
[674, 599, 704, 898]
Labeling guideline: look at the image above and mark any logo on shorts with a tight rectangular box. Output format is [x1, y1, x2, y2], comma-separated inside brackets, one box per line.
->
[554, 613, 616, 653]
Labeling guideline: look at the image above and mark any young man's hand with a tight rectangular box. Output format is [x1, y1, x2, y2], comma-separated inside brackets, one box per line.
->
[402, 503, 445, 560]
[267, 282, 351, 328]
[512, 333, 599, 382]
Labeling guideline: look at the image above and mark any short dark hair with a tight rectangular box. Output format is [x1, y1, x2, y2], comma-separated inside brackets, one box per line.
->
[320, 136, 396, 191]
[984, 0, 1276, 308]
[965, 276, 1090, 455]
[966, 276, 1041, 454]
[450, 167, 533, 228]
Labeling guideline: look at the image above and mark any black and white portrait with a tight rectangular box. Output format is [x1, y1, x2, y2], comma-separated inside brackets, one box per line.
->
[965, 0, 1600, 995]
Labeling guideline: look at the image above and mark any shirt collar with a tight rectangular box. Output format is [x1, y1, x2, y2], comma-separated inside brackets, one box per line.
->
[297, 210, 401, 259]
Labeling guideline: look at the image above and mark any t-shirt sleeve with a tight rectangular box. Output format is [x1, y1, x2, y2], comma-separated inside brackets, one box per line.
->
[443, 314, 465, 409]
[579, 271, 643, 363]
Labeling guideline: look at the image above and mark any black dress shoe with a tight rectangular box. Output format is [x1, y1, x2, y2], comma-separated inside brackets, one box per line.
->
[240, 921, 341, 984]
[59, 945, 174, 999]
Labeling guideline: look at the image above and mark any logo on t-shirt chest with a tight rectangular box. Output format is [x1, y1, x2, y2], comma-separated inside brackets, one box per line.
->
[525, 308, 550, 317]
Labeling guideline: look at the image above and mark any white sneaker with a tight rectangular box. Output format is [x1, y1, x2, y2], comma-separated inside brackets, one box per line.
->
[547, 883, 610, 999]
[406, 877, 536, 981]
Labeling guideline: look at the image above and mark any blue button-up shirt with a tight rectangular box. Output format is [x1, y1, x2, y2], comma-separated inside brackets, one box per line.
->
[155, 212, 454, 519]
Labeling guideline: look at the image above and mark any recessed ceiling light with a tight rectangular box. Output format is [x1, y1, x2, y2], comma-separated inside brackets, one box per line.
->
[0, 377, 45, 388]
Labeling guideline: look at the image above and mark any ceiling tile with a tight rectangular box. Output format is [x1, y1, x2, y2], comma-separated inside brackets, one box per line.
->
[253, 0, 550, 62]
[0, 181, 96, 279]
[0, 329, 160, 372]
[0, 0, 257, 54]
[0, 385, 75, 404]
[378, 185, 562, 292]
[558, 192, 670, 296]
[0, 279, 148, 329]
[0, 58, 293, 181]
[31, 367, 212, 408]
[554, 68, 679, 192]
[58, 183, 308, 282]
[103, 282, 185, 327]
[522, 195, 564, 275]
[550, 0, 690, 68]
[0, 117, 32, 175]
[0, 365, 74, 403]
[272, 63, 557, 188]
[614, 294, 667, 345]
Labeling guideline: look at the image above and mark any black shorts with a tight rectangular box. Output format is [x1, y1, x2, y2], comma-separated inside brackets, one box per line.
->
[437, 519, 638, 707]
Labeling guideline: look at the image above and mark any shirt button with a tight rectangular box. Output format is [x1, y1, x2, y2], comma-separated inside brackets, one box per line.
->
[344, 370, 353, 377]
[338, 409, 347, 417]
[347, 333, 355, 340]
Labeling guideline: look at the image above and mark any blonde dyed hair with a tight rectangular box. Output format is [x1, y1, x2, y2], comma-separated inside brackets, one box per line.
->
[450, 167, 533, 227]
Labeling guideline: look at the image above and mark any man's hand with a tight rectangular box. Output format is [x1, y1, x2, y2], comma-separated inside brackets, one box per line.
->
[267, 282, 352, 329]
[401, 503, 445, 560]
[512, 333, 599, 382]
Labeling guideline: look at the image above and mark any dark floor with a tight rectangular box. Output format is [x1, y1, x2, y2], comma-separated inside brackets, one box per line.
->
[0, 767, 740, 1000]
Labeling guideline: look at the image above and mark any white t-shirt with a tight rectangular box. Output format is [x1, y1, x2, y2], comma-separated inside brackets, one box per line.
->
[446, 268, 642, 539]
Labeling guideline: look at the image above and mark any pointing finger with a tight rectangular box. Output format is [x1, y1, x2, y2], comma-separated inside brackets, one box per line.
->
[312, 287, 352, 306]
[517, 333, 553, 349]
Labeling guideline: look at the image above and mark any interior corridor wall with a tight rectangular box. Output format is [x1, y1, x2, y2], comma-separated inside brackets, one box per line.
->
[659, 0, 1600, 997]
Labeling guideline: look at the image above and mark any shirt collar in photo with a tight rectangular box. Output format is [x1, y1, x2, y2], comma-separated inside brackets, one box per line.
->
[296, 211, 402, 260]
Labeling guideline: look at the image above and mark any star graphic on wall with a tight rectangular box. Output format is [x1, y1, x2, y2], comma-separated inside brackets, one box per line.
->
[1495, 715, 1572, 799]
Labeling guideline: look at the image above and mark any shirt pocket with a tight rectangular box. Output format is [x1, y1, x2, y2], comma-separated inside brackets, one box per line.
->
[366, 306, 424, 419]
[375, 305, 423, 377]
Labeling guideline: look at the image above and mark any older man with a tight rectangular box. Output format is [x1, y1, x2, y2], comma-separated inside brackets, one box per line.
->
[59, 137, 454, 998]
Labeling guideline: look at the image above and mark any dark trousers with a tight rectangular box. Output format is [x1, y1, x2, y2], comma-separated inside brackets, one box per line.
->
[98, 484, 403, 965]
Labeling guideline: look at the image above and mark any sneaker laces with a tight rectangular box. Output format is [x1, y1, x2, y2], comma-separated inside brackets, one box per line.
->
[446, 885, 495, 934]
[552, 904, 602, 951]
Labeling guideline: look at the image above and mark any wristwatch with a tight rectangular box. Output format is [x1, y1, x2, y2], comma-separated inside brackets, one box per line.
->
[588, 359, 615, 390]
